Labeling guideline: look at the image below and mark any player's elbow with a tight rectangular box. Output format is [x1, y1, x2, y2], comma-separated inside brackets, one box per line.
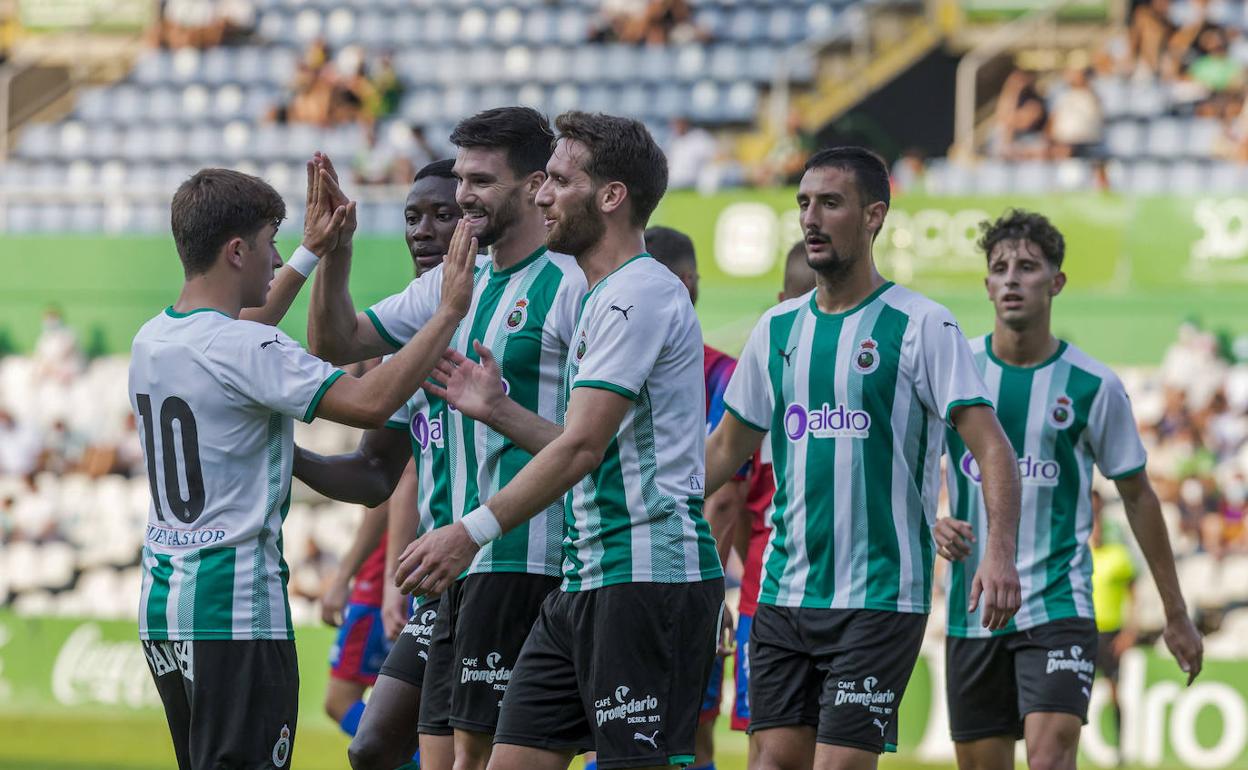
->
[564, 435, 607, 479]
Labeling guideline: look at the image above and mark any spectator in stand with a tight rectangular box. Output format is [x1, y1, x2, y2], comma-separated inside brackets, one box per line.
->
[990, 68, 1049, 159]
[352, 123, 402, 186]
[667, 117, 718, 190]
[1127, 0, 1177, 76]
[591, 0, 707, 44]
[1048, 67, 1104, 158]
[371, 52, 404, 120]
[889, 147, 927, 194]
[0, 409, 42, 481]
[333, 61, 381, 127]
[1166, 0, 1233, 78]
[752, 108, 814, 186]
[390, 125, 438, 185]
[1185, 27, 1243, 115]
[148, 0, 255, 49]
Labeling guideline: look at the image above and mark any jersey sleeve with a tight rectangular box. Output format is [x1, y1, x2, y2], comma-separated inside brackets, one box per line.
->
[571, 280, 672, 400]
[1087, 373, 1148, 479]
[550, 263, 590, 347]
[722, 316, 773, 434]
[364, 266, 443, 349]
[206, 324, 344, 423]
[913, 307, 994, 424]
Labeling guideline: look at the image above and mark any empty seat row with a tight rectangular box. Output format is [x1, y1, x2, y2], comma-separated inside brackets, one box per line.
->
[74, 83, 280, 124]
[927, 157, 1248, 195]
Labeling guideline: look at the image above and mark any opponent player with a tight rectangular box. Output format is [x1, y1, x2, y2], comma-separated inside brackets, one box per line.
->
[933, 209, 1202, 770]
[402, 111, 724, 770]
[730, 240, 816, 763]
[701, 146, 1023, 770]
[312, 159, 463, 763]
[1090, 490, 1136, 765]
[647, 224, 749, 770]
[305, 107, 586, 770]
[132, 167, 475, 770]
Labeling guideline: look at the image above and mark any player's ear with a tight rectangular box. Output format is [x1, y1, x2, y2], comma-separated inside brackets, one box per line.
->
[599, 180, 627, 216]
[223, 236, 246, 270]
[524, 170, 546, 200]
[1051, 270, 1067, 297]
[864, 201, 887, 238]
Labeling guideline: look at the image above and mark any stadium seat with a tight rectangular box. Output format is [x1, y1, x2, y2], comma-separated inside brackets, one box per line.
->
[973, 160, 1012, 194]
[1168, 160, 1208, 196]
[1012, 161, 1053, 194]
[1145, 118, 1184, 158]
[1186, 117, 1222, 157]
[1105, 120, 1143, 158]
[1126, 160, 1168, 194]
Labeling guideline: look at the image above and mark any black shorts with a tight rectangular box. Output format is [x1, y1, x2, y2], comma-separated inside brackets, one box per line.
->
[142, 638, 299, 770]
[1096, 630, 1122, 682]
[494, 579, 724, 770]
[378, 598, 442, 688]
[416, 572, 559, 735]
[946, 617, 1099, 742]
[747, 605, 926, 754]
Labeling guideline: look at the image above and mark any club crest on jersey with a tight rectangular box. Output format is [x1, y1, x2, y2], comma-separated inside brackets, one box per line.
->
[505, 298, 528, 331]
[272, 725, 291, 767]
[1048, 395, 1075, 430]
[575, 331, 587, 363]
[853, 337, 880, 375]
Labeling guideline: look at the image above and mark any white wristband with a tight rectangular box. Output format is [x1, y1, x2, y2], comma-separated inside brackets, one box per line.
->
[461, 506, 503, 547]
[287, 245, 321, 278]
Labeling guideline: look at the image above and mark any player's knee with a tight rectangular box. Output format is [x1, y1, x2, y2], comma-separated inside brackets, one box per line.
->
[1026, 741, 1078, 770]
[347, 734, 402, 770]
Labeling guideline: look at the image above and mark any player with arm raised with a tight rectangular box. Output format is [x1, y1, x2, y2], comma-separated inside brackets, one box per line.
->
[932, 209, 1202, 770]
[700, 147, 1022, 770]
[306, 107, 587, 770]
[131, 167, 474, 770]
[403, 112, 724, 770]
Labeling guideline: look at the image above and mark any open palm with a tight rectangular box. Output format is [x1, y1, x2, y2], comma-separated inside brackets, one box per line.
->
[427, 341, 506, 422]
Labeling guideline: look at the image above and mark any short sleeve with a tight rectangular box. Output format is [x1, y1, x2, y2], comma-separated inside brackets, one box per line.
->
[1088, 373, 1148, 479]
[365, 266, 444, 349]
[549, 259, 590, 347]
[722, 316, 773, 434]
[205, 324, 343, 423]
[571, 280, 673, 400]
[913, 307, 993, 424]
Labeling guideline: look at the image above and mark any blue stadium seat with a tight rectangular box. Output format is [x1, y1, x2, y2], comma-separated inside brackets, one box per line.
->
[522, 8, 554, 45]
[709, 45, 746, 83]
[555, 8, 588, 45]
[570, 46, 606, 84]
[1186, 117, 1222, 157]
[535, 47, 571, 84]
[1012, 161, 1053, 194]
[1105, 120, 1143, 157]
[85, 124, 120, 160]
[689, 80, 722, 121]
[1127, 81, 1166, 118]
[516, 83, 546, 111]
[652, 83, 684, 120]
[637, 47, 673, 84]
[550, 83, 580, 114]
[458, 8, 489, 44]
[767, 8, 799, 42]
[1052, 159, 1092, 191]
[1127, 160, 1168, 194]
[724, 81, 759, 122]
[1092, 75, 1129, 119]
[581, 84, 615, 114]
[325, 8, 357, 46]
[493, 7, 524, 44]
[675, 45, 707, 82]
[1145, 118, 1184, 157]
[972, 160, 1012, 194]
[502, 46, 533, 83]
[200, 48, 231, 85]
[1169, 160, 1208, 195]
[617, 84, 650, 119]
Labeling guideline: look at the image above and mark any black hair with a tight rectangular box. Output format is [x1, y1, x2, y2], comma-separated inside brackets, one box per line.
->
[450, 106, 555, 178]
[170, 168, 285, 278]
[414, 158, 456, 182]
[804, 146, 891, 210]
[644, 225, 696, 270]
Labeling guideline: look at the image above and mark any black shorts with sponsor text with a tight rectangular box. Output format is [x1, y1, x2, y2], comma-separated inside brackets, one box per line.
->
[378, 597, 441, 688]
[946, 617, 1099, 741]
[142, 638, 299, 770]
[416, 572, 559, 735]
[747, 604, 927, 754]
[494, 579, 724, 770]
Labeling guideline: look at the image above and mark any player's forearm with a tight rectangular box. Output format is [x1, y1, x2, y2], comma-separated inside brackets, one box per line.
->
[336, 504, 388, 582]
[239, 265, 309, 326]
[293, 445, 400, 507]
[1121, 476, 1189, 619]
[308, 247, 363, 364]
[705, 424, 759, 498]
[351, 310, 460, 425]
[484, 397, 563, 455]
[975, 438, 1021, 559]
[705, 480, 744, 566]
[486, 432, 602, 534]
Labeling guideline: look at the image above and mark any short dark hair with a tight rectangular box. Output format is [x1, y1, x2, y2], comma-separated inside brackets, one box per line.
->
[978, 208, 1065, 269]
[450, 106, 554, 179]
[804, 146, 891, 210]
[414, 158, 456, 182]
[555, 111, 668, 228]
[644, 226, 695, 270]
[170, 168, 285, 278]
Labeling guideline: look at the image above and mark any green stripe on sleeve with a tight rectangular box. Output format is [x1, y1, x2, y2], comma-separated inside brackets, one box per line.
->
[385, 419, 408, 431]
[724, 403, 767, 433]
[572, 380, 638, 400]
[945, 397, 993, 424]
[302, 370, 345, 422]
[364, 308, 405, 350]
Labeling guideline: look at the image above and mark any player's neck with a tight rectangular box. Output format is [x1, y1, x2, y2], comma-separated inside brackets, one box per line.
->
[812, 259, 886, 315]
[991, 319, 1059, 367]
[173, 275, 241, 320]
[489, 213, 549, 271]
[578, 229, 647, 289]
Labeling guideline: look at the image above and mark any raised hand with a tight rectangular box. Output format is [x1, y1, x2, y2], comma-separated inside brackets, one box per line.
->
[438, 218, 478, 320]
[426, 342, 507, 423]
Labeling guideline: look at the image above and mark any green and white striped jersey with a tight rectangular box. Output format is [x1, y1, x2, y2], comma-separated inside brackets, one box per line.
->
[945, 335, 1147, 638]
[723, 283, 992, 613]
[386, 386, 453, 539]
[562, 254, 723, 591]
[130, 308, 343, 640]
[368, 247, 586, 577]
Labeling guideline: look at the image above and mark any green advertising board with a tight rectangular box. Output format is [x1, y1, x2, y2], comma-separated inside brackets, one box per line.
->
[2, 192, 1248, 364]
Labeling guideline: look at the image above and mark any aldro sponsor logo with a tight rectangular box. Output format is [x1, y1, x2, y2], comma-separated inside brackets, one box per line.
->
[461, 651, 511, 691]
[410, 412, 443, 453]
[595, 684, 661, 728]
[960, 450, 1059, 487]
[784, 403, 871, 441]
[834, 676, 897, 715]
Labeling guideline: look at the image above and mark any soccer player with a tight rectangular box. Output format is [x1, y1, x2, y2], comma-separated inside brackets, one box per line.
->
[401, 111, 724, 770]
[933, 209, 1203, 770]
[310, 159, 463, 764]
[730, 241, 816, 761]
[646, 224, 749, 770]
[700, 146, 1023, 770]
[132, 167, 475, 770]
[305, 107, 586, 770]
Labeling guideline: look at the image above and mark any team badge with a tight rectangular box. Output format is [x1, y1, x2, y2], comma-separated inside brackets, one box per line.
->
[272, 724, 291, 768]
[853, 337, 880, 375]
[505, 298, 528, 331]
[1048, 395, 1075, 430]
[575, 331, 587, 363]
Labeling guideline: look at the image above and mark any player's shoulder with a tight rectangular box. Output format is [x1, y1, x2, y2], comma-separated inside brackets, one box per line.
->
[1059, 341, 1124, 390]
[543, 250, 589, 292]
[594, 254, 686, 308]
[879, 283, 955, 325]
[207, 317, 298, 349]
[966, 333, 989, 355]
[757, 291, 811, 327]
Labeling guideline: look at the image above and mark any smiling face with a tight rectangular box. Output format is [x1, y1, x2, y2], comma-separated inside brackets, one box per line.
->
[535, 138, 606, 257]
[405, 175, 461, 275]
[239, 221, 282, 308]
[985, 237, 1065, 328]
[453, 147, 529, 249]
[796, 166, 885, 278]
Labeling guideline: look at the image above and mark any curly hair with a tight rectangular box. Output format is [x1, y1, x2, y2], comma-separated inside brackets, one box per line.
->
[978, 208, 1065, 268]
